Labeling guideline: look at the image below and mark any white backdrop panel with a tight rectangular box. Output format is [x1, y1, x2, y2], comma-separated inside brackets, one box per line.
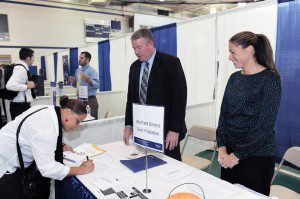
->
[125, 34, 137, 71]
[216, 0, 278, 124]
[110, 37, 127, 91]
[34, 57, 41, 73]
[177, 15, 216, 106]
[63, 116, 125, 147]
[110, 35, 135, 91]
[56, 50, 69, 82]
[32, 91, 127, 118]
[183, 101, 216, 155]
[78, 44, 99, 74]
[45, 54, 55, 82]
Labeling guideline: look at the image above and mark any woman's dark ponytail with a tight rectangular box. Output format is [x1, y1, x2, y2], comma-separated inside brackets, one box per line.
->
[229, 31, 280, 77]
[254, 34, 280, 77]
[59, 95, 87, 115]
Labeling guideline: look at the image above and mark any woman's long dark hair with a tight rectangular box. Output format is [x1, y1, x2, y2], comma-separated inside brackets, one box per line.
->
[59, 96, 87, 115]
[229, 31, 280, 77]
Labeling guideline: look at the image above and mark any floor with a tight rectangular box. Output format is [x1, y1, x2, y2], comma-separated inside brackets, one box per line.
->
[195, 150, 300, 194]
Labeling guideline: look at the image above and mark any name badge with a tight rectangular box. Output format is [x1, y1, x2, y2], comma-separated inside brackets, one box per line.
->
[78, 86, 88, 99]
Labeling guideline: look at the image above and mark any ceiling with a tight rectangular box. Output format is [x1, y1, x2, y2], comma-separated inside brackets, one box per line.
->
[37, 0, 264, 17]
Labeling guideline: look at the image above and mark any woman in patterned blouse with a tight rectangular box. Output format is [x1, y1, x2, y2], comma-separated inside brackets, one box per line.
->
[216, 31, 281, 196]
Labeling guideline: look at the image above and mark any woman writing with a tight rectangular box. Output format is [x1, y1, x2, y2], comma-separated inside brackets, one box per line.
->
[0, 96, 94, 198]
[217, 31, 282, 195]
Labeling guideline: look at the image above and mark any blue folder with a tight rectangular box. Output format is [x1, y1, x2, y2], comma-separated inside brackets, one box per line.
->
[120, 155, 167, 173]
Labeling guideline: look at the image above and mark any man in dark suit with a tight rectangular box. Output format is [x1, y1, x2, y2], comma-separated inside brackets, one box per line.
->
[123, 28, 187, 161]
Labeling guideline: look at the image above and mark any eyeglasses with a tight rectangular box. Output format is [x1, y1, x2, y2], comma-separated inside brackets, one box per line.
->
[71, 111, 83, 124]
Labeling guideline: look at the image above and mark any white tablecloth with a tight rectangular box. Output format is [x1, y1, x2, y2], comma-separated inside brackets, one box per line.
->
[70, 141, 270, 199]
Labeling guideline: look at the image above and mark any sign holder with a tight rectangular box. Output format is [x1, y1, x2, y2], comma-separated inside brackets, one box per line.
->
[132, 103, 165, 194]
[143, 147, 151, 194]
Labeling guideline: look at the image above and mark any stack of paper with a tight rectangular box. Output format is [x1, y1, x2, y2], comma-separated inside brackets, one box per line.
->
[63, 143, 106, 163]
[83, 115, 95, 122]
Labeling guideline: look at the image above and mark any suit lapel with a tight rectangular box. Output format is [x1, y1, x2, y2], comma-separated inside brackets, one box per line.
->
[147, 51, 161, 97]
[134, 61, 142, 101]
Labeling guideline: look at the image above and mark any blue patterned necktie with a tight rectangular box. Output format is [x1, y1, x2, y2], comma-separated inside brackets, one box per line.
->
[140, 61, 149, 104]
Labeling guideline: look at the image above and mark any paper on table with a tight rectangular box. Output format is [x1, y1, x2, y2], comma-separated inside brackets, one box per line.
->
[93, 153, 117, 171]
[83, 115, 95, 122]
[63, 143, 106, 163]
[158, 165, 194, 182]
[90, 173, 120, 190]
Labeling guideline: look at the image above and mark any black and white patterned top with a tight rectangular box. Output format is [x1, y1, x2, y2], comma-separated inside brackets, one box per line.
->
[216, 69, 282, 160]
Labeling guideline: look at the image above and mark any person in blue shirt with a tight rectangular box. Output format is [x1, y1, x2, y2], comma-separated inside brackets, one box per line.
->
[70, 52, 99, 119]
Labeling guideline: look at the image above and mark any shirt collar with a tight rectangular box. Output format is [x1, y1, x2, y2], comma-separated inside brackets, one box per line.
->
[82, 64, 89, 70]
[18, 60, 29, 69]
[145, 49, 156, 66]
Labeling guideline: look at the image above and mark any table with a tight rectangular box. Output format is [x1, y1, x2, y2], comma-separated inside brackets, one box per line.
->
[59, 141, 270, 199]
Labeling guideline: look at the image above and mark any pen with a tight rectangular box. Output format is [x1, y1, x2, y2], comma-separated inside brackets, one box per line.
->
[86, 156, 89, 161]
[63, 157, 76, 163]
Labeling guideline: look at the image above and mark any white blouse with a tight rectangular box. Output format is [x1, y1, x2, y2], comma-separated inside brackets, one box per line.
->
[0, 105, 70, 180]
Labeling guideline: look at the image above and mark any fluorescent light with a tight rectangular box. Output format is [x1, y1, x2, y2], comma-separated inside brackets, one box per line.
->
[210, 7, 217, 14]
[237, 2, 247, 7]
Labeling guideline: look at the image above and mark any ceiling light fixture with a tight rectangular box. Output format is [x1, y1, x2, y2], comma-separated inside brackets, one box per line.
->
[237, 2, 247, 7]
[210, 7, 217, 14]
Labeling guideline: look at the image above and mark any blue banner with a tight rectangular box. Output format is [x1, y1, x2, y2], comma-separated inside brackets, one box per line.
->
[275, 0, 300, 159]
[29, 66, 37, 75]
[41, 56, 47, 80]
[98, 40, 111, 91]
[151, 23, 177, 56]
[53, 52, 58, 82]
[69, 47, 78, 77]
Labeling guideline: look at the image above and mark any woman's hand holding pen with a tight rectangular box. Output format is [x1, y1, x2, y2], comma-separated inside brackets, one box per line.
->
[81, 159, 94, 174]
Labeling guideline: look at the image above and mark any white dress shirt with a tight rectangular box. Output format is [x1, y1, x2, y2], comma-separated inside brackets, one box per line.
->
[6, 60, 33, 103]
[0, 105, 70, 180]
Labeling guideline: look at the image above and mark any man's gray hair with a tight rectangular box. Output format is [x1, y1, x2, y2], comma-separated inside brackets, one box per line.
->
[131, 28, 154, 42]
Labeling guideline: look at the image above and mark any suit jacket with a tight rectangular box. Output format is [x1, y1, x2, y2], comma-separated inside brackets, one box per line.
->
[125, 51, 187, 141]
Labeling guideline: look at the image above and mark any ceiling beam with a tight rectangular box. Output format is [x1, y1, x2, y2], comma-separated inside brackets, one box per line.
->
[172, 4, 207, 13]
[112, 0, 254, 5]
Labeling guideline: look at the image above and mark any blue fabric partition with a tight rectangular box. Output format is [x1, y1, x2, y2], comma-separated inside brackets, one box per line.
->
[53, 52, 58, 82]
[29, 66, 37, 75]
[98, 40, 111, 91]
[151, 23, 177, 56]
[275, 0, 300, 159]
[69, 47, 78, 77]
[41, 56, 47, 80]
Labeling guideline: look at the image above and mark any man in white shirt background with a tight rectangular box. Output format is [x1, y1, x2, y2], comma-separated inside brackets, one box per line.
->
[6, 48, 36, 120]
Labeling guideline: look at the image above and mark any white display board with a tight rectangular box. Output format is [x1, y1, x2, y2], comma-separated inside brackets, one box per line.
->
[133, 104, 164, 153]
[85, 19, 111, 43]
